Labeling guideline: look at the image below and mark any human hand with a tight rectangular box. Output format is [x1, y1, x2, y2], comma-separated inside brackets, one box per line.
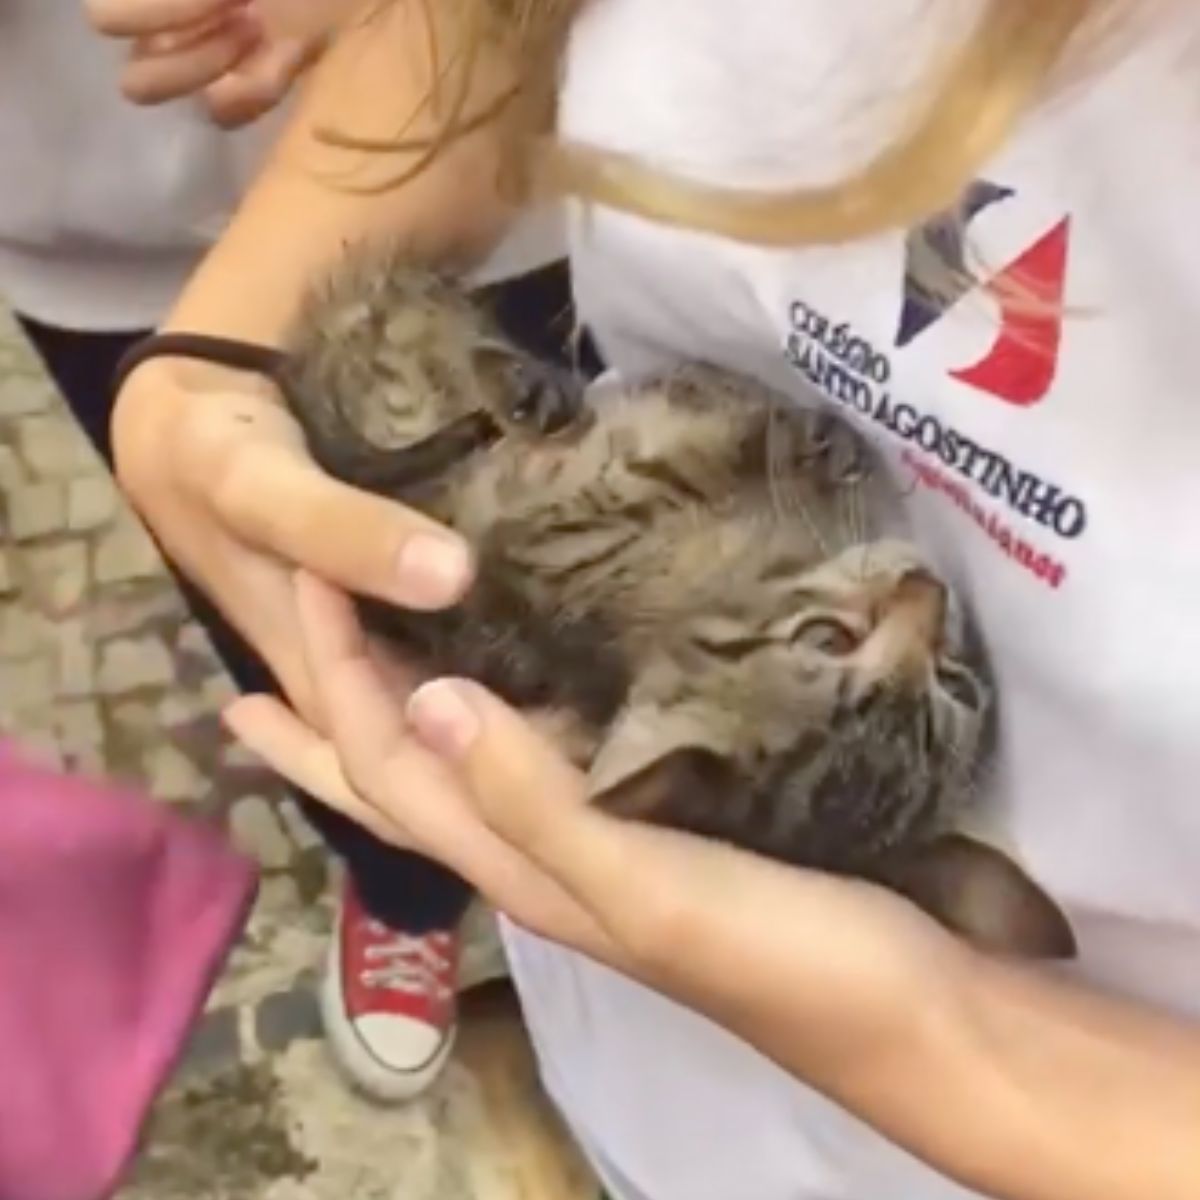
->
[86, 0, 345, 127]
[226, 572, 964, 1073]
[112, 365, 474, 727]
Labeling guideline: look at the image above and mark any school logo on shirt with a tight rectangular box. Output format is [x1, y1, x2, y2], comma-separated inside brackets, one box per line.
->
[895, 179, 1071, 407]
[781, 179, 1085, 591]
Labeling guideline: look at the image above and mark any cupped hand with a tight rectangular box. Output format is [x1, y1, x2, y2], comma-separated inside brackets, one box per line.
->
[113, 369, 474, 727]
[86, 0, 339, 127]
[225, 571, 963, 1062]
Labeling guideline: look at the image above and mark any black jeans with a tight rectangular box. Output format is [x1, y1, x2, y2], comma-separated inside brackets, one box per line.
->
[18, 259, 597, 932]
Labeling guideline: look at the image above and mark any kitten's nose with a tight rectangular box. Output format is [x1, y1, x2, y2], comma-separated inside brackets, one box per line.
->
[860, 570, 947, 685]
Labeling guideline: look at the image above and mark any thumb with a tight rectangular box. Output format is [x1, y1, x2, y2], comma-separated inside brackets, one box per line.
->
[407, 679, 761, 992]
[406, 679, 634, 909]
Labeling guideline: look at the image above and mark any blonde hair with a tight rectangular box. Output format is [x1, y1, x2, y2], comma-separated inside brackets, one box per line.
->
[328, 0, 1110, 245]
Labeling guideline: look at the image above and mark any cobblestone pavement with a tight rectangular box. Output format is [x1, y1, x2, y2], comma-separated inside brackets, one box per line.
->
[0, 309, 594, 1200]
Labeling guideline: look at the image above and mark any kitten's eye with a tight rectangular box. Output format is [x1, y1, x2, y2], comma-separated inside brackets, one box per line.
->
[936, 662, 983, 709]
[795, 618, 858, 655]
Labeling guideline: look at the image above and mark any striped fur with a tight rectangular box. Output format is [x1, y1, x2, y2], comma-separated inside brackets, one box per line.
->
[273, 243, 1075, 958]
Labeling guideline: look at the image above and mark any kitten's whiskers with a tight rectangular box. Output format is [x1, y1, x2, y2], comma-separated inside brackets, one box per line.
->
[765, 405, 831, 556]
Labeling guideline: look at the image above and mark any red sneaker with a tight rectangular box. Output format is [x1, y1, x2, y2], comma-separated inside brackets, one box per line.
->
[320, 878, 458, 1103]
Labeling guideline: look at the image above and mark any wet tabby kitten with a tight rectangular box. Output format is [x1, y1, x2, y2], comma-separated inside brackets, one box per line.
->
[125, 245, 1075, 959]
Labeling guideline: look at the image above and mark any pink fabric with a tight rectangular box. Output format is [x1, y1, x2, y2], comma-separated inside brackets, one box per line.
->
[0, 741, 258, 1200]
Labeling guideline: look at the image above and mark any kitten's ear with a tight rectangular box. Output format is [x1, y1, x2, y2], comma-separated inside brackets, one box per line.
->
[886, 834, 1077, 960]
[587, 701, 739, 829]
[590, 746, 740, 828]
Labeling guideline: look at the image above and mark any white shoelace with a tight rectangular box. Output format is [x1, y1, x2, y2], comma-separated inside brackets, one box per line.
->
[359, 923, 454, 999]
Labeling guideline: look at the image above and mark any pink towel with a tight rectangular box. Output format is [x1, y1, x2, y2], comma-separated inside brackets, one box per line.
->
[0, 741, 258, 1200]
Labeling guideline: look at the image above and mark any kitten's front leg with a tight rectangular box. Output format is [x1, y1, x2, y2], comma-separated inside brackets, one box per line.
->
[314, 410, 500, 496]
[353, 358, 590, 493]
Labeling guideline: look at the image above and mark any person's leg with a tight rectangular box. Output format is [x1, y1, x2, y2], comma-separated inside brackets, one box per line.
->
[16, 262, 598, 1097]
[17, 315, 473, 910]
[15, 314, 473, 1100]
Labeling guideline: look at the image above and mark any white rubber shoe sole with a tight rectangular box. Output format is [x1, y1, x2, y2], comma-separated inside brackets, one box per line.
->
[319, 923, 457, 1105]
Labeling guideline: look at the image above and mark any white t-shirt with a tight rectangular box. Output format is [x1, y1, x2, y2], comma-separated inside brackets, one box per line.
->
[500, 3, 1200, 1198]
[0, 0, 560, 331]
[0, 0, 279, 329]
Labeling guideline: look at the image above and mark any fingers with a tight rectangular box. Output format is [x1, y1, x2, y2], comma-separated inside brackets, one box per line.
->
[202, 36, 314, 127]
[292, 571, 413, 792]
[88, 0, 242, 36]
[92, 0, 315, 121]
[122, 11, 261, 104]
[206, 433, 474, 610]
[224, 687, 617, 959]
[224, 696, 413, 846]
[282, 573, 619, 954]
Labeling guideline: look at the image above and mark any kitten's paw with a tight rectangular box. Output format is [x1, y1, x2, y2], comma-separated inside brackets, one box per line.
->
[504, 362, 588, 437]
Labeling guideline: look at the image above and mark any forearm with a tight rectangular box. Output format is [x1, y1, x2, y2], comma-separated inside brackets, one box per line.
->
[106, 0, 519, 683]
[114, 0, 520, 469]
[163, 0, 517, 351]
[798, 947, 1200, 1200]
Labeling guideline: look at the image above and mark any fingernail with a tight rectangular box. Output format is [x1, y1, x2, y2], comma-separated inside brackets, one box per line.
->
[407, 680, 481, 761]
[396, 534, 472, 608]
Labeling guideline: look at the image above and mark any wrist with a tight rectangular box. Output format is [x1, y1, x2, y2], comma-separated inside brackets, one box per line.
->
[110, 355, 276, 497]
[111, 358, 181, 495]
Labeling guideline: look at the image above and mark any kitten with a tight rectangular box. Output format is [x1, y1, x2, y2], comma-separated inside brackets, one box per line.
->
[121, 245, 1075, 959]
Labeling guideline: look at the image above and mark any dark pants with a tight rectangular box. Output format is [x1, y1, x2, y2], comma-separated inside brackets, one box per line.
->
[18, 259, 596, 933]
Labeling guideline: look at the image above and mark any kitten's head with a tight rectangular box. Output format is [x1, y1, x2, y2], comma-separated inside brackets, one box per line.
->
[589, 537, 1075, 959]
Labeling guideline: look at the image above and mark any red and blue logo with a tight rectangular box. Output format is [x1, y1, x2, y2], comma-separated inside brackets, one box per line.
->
[782, 179, 1083, 589]
[896, 180, 1071, 407]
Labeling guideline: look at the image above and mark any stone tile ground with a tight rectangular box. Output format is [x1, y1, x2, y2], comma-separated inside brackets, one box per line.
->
[0, 308, 593, 1200]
